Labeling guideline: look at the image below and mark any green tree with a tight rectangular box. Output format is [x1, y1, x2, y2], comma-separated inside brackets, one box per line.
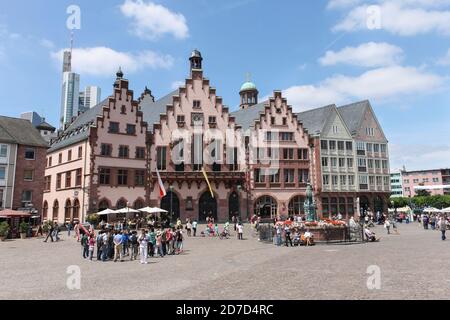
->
[416, 189, 431, 197]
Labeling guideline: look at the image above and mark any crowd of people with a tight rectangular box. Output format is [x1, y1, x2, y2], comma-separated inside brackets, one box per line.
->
[417, 213, 449, 240]
[79, 224, 185, 264]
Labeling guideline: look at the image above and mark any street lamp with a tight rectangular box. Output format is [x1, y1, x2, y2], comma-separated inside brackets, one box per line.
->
[169, 185, 174, 222]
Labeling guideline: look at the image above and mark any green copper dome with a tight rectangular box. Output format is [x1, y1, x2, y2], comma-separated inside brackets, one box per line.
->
[240, 81, 257, 92]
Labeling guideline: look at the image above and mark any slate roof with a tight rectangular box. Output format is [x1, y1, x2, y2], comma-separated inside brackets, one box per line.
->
[297, 105, 335, 136]
[230, 101, 268, 130]
[0, 116, 48, 147]
[36, 120, 56, 131]
[48, 98, 109, 152]
[141, 90, 178, 131]
[337, 100, 370, 135]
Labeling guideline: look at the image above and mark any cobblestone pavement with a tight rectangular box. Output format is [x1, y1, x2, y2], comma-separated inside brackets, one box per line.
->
[1, 223, 449, 300]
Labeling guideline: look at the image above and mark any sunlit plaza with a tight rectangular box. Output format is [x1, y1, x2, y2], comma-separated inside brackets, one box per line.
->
[1, 222, 449, 300]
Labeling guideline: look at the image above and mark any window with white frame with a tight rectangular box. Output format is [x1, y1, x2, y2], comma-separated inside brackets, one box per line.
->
[332, 175, 338, 186]
[357, 158, 366, 167]
[323, 175, 330, 186]
[0, 167, 5, 180]
[332, 125, 339, 134]
[347, 158, 354, 168]
[0, 145, 7, 158]
[340, 175, 347, 186]
[359, 175, 368, 184]
[348, 175, 355, 186]
[331, 157, 337, 167]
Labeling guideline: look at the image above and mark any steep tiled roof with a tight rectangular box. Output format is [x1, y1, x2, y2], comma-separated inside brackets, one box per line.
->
[230, 101, 268, 130]
[297, 105, 335, 135]
[141, 90, 178, 131]
[0, 116, 48, 147]
[48, 99, 109, 152]
[337, 100, 369, 135]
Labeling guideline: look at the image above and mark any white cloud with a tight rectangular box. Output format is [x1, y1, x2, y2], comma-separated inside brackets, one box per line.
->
[319, 42, 403, 67]
[120, 0, 189, 40]
[171, 81, 185, 90]
[327, 0, 362, 10]
[333, 2, 450, 36]
[284, 66, 443, 110]
[40, 39, 55, 49]
[390, 143, 450, 171]
[51, 47, 174, 76]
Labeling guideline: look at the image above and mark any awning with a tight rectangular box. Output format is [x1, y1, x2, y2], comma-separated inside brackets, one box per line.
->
[0, 209, 32, 218]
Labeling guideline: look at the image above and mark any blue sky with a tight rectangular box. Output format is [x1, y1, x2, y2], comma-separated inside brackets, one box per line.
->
[0, 0, 449, 171]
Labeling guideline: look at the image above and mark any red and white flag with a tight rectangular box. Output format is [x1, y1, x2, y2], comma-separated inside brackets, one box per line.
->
[156, 167, 167, 199]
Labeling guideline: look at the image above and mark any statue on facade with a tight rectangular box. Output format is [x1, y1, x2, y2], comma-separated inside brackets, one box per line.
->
[304, 182, 317, 222]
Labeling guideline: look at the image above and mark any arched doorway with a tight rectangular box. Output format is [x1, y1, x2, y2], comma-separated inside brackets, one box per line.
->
[161, 191, 180, 221]
[64, 199, 72, 222]
[116, 199, 127, 209]
[98, 199, 110, 211]
[288, 195, 305, 216]
[199, 191, 217, 222]
[73, 199, 80, 222]
[254, 196, 277, 218]
[52, 200, 59, 222]
[359, 196, 369, 215]
[43, 201, 48, 221]
[133, 198, 145, 210]
[374, 196, 384, 214]
[229, 191, 240, 220]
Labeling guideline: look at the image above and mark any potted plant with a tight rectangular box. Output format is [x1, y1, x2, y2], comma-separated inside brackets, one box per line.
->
[19, 221, 29, 239]
[0, 221, 10, 241]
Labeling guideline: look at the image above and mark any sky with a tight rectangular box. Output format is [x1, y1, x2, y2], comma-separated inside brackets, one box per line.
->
[0, 0, 449, 171]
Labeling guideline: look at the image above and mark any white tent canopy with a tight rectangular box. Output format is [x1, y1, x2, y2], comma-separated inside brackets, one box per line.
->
[441, 207, 450, 213]
[96, 208, 117, 215]
[115, 207, 140, 214]
[423, 207, 441, 213]
[138, 207, 168, 214]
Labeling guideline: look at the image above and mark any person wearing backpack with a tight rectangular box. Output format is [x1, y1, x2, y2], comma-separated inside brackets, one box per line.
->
[88, 233, 95, 261]
[96, 231, 104, 260]
[130, 231, 139, 261]
[81, 232, 89, 259]
[284, 224, 293, 247]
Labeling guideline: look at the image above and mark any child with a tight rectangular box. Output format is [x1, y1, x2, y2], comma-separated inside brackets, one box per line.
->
[214, 224, 219, 237]
[88, 233, 95, 261]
